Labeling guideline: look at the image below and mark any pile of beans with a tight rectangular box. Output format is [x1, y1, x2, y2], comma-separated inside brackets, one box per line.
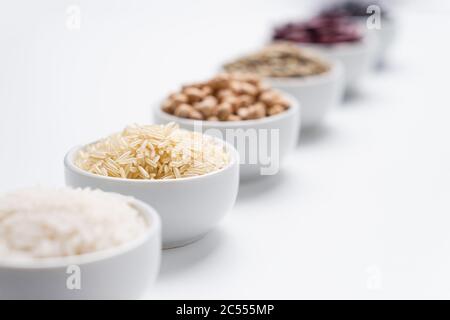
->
[273, 16, 362, 45]
[162, 73, 290, 121]
[223, 43, 330, 78]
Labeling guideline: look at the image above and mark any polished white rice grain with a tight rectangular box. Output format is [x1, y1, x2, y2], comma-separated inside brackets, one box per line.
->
[0, 187, 148, 261]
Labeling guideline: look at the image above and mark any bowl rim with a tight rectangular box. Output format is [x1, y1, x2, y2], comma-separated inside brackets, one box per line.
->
[346, 15, 395, 24]
[287, 35, 372, 56]
[221, 45, 342, 87]
[0, 197, 161, 270]
[153, 90, 300, 129]
[265, 59, 344, 87]
[64, 134, 240, 184]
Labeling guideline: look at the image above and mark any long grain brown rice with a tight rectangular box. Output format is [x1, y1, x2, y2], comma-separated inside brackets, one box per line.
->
[75, 123, 229, 180]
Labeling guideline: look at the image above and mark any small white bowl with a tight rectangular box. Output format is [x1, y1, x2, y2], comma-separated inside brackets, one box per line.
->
[347, 16, 396, 68]
[371, 18, 396, 66]
[267, 61, 344, 129]
[64, 138, 239, 249]
[299, 37, 375, 91]
[0, 198, 161, 300]
[153, 93, 300, 180]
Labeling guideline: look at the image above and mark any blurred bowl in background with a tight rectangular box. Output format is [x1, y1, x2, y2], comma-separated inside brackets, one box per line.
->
[267, 60, 344, 129]
[153, 92, 300, 181]
[369, 18, 396, 67]
[298, 37, 375, 92]
[317, 0, 397, 67]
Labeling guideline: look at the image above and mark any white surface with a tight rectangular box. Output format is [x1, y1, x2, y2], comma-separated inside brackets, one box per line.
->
[1, 0, 450, 299]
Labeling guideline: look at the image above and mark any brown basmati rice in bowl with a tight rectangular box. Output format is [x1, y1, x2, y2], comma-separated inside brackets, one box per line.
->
[75, 123, 229, 180]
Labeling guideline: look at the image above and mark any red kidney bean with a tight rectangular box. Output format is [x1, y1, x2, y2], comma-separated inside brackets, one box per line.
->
[273, 16, 362, 45]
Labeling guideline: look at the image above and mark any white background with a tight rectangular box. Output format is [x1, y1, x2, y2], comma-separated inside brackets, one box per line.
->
[1, 0, 450, 299]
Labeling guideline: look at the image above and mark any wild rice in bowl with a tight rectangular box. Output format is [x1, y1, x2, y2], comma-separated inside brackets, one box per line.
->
[75, 123, 230, 180]
[223, 43, 330, 78]
[0, 187, 148, 261]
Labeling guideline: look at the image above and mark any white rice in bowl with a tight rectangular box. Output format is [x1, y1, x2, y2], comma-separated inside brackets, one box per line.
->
[0, 187, 148, 261]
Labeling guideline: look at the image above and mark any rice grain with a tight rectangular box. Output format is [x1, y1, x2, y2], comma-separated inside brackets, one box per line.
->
[75, 123, 229, 180]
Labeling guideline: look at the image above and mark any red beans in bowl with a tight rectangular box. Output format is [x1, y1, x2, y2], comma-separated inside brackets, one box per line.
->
[273, 16, 363, 45]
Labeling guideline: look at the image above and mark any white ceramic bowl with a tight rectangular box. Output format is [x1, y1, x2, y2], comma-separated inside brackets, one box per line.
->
[347, 16, 396, 68]
[64, 138, 239, 249]
[153, 93, 300, 180]
[0, 198, 161, 300]
[299, 37, 375, 92]
[267, 61, 344, 129]
[370, 18, 396, 66]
